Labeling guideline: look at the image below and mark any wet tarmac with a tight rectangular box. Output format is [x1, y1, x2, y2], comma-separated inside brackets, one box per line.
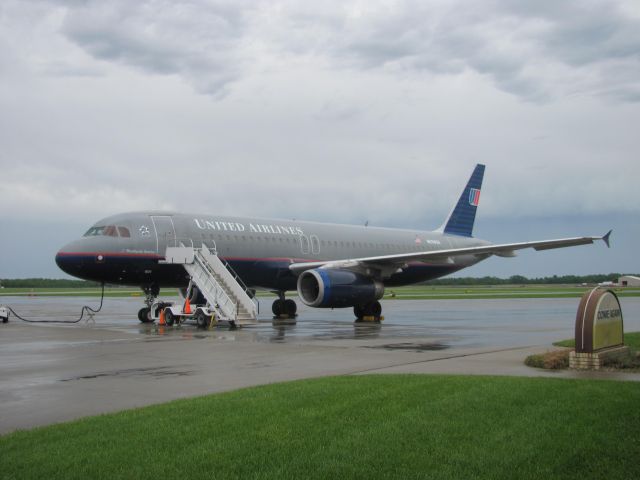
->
[1, 295, 639, 433]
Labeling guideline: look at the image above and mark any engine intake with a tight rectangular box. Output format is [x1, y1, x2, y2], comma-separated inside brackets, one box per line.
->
[297, 269, 384, 308]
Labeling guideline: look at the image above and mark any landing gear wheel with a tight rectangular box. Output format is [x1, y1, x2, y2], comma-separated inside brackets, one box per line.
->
[355, 301, 382, 321]
[272, 299, 283, 316]
[138, 307, 151, 323]
[196, 310, 209, 329]
[365, 301, 382, 317]
[164, 309, 175, 326]
[284, 299, 297, 316]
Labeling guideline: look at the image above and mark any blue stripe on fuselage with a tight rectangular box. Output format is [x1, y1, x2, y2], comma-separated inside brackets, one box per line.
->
[56, 252, 462, 290]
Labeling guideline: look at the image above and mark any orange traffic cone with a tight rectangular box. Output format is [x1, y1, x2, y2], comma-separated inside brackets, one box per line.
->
[158, 308, 166, 326]
[184, 298, 191, 314]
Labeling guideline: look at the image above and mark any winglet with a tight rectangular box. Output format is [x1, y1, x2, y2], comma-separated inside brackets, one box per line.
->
[602, 229, 612, 248]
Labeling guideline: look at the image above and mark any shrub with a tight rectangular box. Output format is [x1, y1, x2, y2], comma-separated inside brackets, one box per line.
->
[525, 350, 569, 370]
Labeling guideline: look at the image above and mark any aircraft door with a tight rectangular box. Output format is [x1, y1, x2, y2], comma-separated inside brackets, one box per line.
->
[310, 235, 320, 255]
[150, 215, 177, 255]
[299, 235, 310, 254]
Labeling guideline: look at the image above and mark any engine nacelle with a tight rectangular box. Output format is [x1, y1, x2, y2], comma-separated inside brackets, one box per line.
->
[297, 269, 384, 308]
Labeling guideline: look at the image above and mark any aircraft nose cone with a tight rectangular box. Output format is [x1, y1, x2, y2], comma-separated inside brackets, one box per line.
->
[55, 240, 85, 277]
[56, 250, 74, 277]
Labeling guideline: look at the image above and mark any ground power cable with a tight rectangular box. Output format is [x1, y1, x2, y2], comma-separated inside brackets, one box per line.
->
[3, 283, 105, 324]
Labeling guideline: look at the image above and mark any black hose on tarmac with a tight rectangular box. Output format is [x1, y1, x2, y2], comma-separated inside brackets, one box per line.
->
[3, 283, 105, 324]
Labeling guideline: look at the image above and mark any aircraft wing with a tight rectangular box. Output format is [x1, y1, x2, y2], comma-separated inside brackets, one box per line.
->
[288, 231, 611, 276]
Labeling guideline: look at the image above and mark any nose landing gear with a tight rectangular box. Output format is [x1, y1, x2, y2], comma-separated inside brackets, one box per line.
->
[138, 284, 160, 323]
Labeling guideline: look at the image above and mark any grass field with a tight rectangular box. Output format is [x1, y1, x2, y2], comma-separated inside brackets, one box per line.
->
[383, 285, 640, 299]
[554, 332, 640, 349]
[2, 284, 639, 299]
[1, 375, 639, 480]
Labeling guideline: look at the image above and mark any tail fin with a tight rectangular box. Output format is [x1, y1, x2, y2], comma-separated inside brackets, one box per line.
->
[437, 164, 485, 237]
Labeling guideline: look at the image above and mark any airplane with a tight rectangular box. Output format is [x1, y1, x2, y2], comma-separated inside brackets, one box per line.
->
[55, 164, 611, 323]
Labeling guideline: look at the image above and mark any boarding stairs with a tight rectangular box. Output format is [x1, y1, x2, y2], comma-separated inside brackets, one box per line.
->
[163, 244, 259, 325]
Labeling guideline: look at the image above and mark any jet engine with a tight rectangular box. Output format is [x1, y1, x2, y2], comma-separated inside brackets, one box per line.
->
[297, 269, 384, 308]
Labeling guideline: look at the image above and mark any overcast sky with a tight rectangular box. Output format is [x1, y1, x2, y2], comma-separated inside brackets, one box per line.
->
[1, 0, 639, 279]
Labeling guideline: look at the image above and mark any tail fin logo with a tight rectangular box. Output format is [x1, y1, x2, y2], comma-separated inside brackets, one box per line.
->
[469, 188, 481, 206]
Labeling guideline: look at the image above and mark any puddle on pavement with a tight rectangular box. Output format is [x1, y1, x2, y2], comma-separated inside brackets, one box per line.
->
[61, 366, 194, 382]
[367, 342, 450, 352]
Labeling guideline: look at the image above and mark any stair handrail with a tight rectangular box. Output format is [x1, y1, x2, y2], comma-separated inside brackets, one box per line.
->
[217, 256, 260, 315]
[195, 247, 255, 318]
[197, 243, 259, 316]
[178, 241, 238, 319]
[191, 252, 237, 319]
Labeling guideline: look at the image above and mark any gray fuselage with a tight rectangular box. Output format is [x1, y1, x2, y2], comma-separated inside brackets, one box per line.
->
[56, 211, 492, 292]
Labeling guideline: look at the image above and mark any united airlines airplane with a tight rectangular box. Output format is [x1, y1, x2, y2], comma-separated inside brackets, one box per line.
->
[55, 164, 611, 322]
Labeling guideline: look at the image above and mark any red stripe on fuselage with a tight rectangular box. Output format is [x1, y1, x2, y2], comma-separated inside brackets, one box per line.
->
[56, 252, 455, 268]
[56, 251, 162, 259]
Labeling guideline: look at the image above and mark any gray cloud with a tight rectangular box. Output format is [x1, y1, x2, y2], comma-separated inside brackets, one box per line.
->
[319, 0, 640, 103]
[0, 0, 639, 278]
[35, 0, 640, 102]
[61, 0, 251, 96]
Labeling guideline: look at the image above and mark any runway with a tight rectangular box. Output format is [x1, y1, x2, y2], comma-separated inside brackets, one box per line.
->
[2, 295, 639, 433]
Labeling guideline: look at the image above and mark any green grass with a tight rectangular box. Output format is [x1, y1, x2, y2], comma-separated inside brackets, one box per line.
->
[385, 285, 640, 299]
[2, 375, 639, 480]
[2, 284, 639, 299]
[554, 331, 640, 349]
[0, 287, 147, 298]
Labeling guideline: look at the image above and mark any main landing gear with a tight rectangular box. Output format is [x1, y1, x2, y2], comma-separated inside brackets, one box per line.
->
[138, 284, 160, 323]
[354, 300, 383, 322]
[271, 291, 297, 318]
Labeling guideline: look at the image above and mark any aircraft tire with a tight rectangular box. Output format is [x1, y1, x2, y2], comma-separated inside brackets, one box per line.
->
[272, 299, 283, 316]
[372, 301, 382, 317]
[138, 307, 151, 323]
[353, 305, 364, 319]
[284, 299, 297, 316]
[164, 309, 175, 326]
[363, 301, 382, 318]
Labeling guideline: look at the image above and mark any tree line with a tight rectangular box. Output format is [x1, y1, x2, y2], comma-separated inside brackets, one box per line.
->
[1, 273, 636, 289]
[424, 273, 634, 286]
[0, 278, 101, 288]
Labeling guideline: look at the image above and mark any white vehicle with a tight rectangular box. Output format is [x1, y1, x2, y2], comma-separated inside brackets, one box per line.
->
[150, 300, 219, 328]
[0, 306, 9, 323]
[147, 283, 228, 328]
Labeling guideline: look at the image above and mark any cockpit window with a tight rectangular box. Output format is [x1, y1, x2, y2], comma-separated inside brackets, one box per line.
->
[84, 226, 105, 236]
[83, 225, 124, 237]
